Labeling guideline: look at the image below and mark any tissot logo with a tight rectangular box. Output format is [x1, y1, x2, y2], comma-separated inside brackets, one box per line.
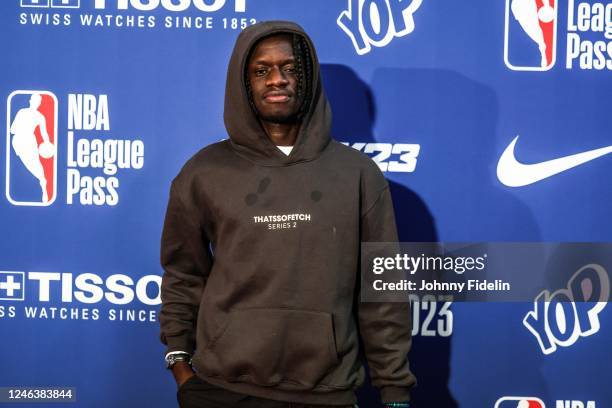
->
[92, 0, 246, 12]
[20, 0, 246, 11]
[0, 272, 25, 301]
[17, 0, 253, 30]
[0, 271, 161, 323]
[0, 271, 160, 305]
[21, 0, 80, 7]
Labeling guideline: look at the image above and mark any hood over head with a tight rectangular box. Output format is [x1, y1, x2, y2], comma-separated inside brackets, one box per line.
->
[224, 21, 332, 166]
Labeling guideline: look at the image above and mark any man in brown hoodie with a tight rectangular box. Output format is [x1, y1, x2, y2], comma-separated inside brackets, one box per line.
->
[159, 20, 416, 408]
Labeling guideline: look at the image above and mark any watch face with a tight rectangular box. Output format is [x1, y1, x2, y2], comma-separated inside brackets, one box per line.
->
[166, 354, 191, 368]
[166, 355, 178, 368]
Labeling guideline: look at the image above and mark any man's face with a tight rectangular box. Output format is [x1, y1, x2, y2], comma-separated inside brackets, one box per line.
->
[247, 34, 301, 124]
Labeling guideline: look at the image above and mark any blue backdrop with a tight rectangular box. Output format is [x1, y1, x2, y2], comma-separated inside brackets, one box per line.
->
[0, 1, 610, 407]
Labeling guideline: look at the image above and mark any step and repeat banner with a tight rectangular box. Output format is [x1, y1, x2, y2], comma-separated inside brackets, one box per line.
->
[1, 1, 610, 407]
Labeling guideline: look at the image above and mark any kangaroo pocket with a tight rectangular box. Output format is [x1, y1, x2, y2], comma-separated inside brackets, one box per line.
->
[200, 308, 339, 390]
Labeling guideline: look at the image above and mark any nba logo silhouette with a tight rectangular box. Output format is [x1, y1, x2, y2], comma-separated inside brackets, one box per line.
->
[0, 271, 25, 301]
[495, 396, 546, 408]
[6, 90, 58, 206]
[504, 0, 558, 71]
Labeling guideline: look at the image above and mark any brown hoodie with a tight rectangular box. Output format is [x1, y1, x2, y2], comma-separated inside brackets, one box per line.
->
[159, 20, 416, 405]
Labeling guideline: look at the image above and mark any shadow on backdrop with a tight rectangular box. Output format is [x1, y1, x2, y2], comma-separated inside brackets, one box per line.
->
[369, 66, 546, 406]
[322, 62, 548, 406]
[321, 63, 454, 408]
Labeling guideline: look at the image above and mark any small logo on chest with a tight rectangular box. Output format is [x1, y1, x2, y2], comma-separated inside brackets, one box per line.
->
[252, 213, 312, 230]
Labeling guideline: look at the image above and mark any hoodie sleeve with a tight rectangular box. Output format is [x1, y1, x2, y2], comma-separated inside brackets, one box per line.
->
[358, 177, 417, 403]
[159, 177, 212, 356]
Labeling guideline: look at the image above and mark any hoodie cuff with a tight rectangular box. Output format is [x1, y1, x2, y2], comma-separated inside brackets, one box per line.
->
[161, 333, 195, 356]
[380, 386, 412, 404]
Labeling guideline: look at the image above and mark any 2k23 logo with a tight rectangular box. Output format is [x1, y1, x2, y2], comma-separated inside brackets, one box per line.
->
[523, 264, 609, 355]
[337, 0, 423, 55]
[343, 142, 420, 172]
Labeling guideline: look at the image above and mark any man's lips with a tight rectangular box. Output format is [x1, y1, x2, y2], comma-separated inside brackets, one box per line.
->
[263, 92, 291, 103]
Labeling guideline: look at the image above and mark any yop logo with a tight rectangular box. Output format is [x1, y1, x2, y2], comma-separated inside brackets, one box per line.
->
[495, 397, 545, 408]
[337, 0, 423, 55]
[504, 0, 558, 71]
[0, 272, 25, 301]
[523, 264, 609, 355]
[6, 90, 58, 206]
[20, 0, 80, 7]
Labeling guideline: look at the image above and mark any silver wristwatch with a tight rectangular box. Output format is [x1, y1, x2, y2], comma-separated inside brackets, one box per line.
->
[165, 352, 192, 369]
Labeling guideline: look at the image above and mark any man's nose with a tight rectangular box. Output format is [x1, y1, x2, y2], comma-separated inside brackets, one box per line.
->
[266, 66, 289, 87]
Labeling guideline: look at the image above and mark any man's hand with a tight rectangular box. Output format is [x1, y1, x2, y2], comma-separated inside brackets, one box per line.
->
[172, 361, 195, 387]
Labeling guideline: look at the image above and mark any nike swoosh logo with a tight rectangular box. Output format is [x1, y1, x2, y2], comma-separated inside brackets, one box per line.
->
[497, 135, 612, 187]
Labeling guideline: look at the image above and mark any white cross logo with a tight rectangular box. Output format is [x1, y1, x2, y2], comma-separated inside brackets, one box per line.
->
[20, 0, 50, 7]
[0, 275, 21, 296]
[0, 272, 25, 300]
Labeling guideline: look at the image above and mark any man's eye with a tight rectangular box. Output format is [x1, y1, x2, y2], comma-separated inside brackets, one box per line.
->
[284, 66, 296, 73]
[255, 69, 267, 76]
